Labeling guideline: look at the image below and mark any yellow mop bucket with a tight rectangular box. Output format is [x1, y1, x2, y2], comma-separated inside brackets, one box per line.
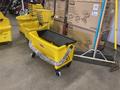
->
[29, 30, 76, 76]
[16, 4, 43, 24]
[0, 12, 12, 43]
[19, 21, 50, 40]
[16, 3, 43, 25]
[16, 9, 54, 40]
[16, 14, 38, 25]
[0, 12, 4, 18]
[29, 3, 43, 10]
[16, 14, 39, 39]
[18, 20, 39, 34]
[28, 3, 43, 16]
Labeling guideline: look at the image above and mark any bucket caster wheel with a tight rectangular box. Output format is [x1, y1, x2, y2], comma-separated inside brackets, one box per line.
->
[55, 70, 61, 77]
[66, 62, 72, 67]
[31, 52, 36, 58]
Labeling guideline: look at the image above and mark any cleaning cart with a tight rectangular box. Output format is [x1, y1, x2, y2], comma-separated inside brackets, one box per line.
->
[0, 12, 12, 43]
[29, 30, 76, 76]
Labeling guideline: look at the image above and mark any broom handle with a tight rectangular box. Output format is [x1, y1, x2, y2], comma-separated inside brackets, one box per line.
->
[114, 0, 118, 50]
[93, 0, 107, 58]
[53, 0, 56, 17]
[21, 0, 25, 12]
[63, 0, 69, 35]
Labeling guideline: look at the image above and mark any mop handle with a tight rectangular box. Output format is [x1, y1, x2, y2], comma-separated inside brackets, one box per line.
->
[21, 0, 25, 11]
[114, 0, 118, 50]
[93, 0, 106, 49]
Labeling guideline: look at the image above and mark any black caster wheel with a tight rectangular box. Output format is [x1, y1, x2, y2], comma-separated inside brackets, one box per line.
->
[55, 70, 61, 77]
[66, 62, 72, 67]
[31, 52, 36, 58]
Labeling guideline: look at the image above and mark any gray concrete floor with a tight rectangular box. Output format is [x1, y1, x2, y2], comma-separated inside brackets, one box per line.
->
[0, 14, 120, 90]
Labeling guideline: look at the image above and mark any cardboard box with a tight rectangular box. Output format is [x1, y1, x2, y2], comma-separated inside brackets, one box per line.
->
[55, 0, 66, 18]
[74, 0, 102, 2]
[45, 0, 54, 11]
[45, 0, 65, 21]
[67, 25, 95, 51]
[50, 20, 64, 34]
[68, 0, 102, 32]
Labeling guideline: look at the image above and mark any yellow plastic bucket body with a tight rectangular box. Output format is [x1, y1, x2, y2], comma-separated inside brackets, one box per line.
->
[19, 21, 39, 39]
[0, 12, 12, 43]
[19, 21, 39, 32]
[28, 3, 43, 11]
[32, 4, 43, 10]
[0, 26, 12, 43]
[0, 12, 5, 18]
[18, 21, 50, 40]
[16, 14, 38, 24]
[29, 31, 75, 70]
[28, 3, 43, 16]
[16, 14, 39, 40]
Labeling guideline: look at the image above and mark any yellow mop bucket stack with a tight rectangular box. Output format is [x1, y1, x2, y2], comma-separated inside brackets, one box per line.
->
[16, 3, 76, 76]
[0, 12, 12, 43]
[16, 14, 38, 24]
[29, 30, 76, 76]
[28, 3, 44, 15]
[16, 15, 39, 39]
[16, 3, 43, 40]
[16, 3, 53, 40]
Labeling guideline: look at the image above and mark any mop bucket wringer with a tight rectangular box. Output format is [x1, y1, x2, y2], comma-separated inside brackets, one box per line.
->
[29, 30, 76, 76]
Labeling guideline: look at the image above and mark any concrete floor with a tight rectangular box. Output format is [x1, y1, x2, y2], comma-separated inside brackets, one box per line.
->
[0, 14, 120, 90]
